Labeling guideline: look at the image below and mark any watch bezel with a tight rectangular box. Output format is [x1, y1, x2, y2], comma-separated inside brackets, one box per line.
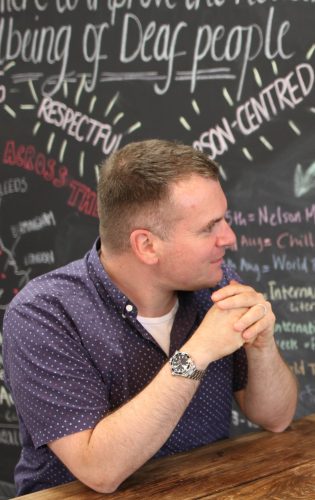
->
[171, 351, 195, 375]
[169, 350, 205, 380]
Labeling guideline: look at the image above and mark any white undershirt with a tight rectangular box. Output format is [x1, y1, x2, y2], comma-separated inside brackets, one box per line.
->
[137, 299, 179, 356]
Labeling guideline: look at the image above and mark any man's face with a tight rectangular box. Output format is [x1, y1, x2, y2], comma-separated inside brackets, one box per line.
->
[155, 175, 236, 291]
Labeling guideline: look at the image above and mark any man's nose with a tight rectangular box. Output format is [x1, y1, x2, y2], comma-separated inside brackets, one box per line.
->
[217, 220, 236, 248]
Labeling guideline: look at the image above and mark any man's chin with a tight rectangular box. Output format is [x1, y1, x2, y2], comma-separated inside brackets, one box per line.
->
[207, 267, 223, 286]
[190, 271, 223, 291]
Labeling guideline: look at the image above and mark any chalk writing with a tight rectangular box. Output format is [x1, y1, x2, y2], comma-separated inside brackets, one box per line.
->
[290, 360, 306, 376]
[305, 205, 315, 224]
[300, 385, 315, 408]
[0, 385, 13, 407]
[0, 176, 28, 197]
[289, 302, 315, 313]
[0, 0, 99, 13]
[276, 232, 315, 249]
[226, 254, 315, 281]
[194, 63, 314, 158]
[24, 250, 55, 266]
[0, 17, 72, 95]
[68, 180, 98, 217]
[4, 409, 18, 423]
[258, 205, 303, 226]
[294, 162, 315, 197]
[231, 410, 259, 429]
[235, 63, 313, 135]
[289, 361, 315, 378]
[226, 210, 248, 226]
[108, 0, 177, 26]
[0, 81, 6, 103]
[238, 235, 272, 252]
[1, 141, 99, 219]
[303, 338, 315, 351]
[2, 140, 69, 188]
[268, 281, 315, 301]
[276, 338, 298, 351]
[10, 211, 56, 238]
[192, 6, 293, 99]
[271, 254, 309, 272]
[38, 97, 123, 155]
[2, 4, 303, 99]
[120, 15, 187, 95]
[227, 205, 315, 228]
[239, 258, 262, 281]
[0, 429, 20, 446]
[307, 364, 315, 376]
[0, 1, 47, 13]
[0, 238, 31, 309]
[275, 321, 315, 336]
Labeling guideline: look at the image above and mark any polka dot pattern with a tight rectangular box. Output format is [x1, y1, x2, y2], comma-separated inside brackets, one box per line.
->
[3, 238, 247, 495]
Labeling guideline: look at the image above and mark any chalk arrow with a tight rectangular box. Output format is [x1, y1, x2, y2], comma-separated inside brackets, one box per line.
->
[294, 161, 315, 197]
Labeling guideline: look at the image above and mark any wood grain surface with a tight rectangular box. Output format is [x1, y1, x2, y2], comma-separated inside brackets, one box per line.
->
[14, 414, 315, 500]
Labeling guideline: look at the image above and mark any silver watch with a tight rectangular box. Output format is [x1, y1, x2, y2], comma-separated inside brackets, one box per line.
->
[169, 350, 205, 381]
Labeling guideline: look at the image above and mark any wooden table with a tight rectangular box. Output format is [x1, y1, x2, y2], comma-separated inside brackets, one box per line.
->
[15, 414, 315, 499]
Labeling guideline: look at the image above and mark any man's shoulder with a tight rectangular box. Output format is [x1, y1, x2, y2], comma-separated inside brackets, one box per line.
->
[6, 256, 89, 314]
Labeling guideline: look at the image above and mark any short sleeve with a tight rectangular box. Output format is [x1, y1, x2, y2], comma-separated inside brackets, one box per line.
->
[3, 297, 110, 449]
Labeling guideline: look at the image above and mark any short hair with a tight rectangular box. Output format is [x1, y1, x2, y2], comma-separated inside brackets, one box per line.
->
[97, 139, 220, 252]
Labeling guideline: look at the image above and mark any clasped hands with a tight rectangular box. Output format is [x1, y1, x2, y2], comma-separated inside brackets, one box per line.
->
[211, 280, 275, 349]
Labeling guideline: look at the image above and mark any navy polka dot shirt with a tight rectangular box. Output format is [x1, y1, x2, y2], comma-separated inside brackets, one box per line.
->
[3, 238, 247, 495]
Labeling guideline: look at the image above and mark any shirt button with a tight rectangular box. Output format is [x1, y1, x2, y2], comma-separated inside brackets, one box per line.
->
[126, 304, 133, 312]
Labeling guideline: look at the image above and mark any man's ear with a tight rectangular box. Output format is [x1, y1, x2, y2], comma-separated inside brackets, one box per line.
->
[129, 229, 159, 265]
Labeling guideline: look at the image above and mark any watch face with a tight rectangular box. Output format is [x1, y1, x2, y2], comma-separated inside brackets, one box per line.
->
[172, 352, 191, 374]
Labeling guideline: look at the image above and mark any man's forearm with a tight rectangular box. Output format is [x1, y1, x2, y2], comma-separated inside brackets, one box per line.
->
[50, 361, 200, 493]
[49, 304, 249, 493]
[240, 340, 298, 432]
[50, 296, 277, 493]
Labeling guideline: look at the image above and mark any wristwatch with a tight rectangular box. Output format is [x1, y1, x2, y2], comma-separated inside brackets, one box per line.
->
[169, 350, 205, 381]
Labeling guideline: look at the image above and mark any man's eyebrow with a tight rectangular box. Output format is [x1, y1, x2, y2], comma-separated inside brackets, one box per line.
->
[201, 216, 224, 230]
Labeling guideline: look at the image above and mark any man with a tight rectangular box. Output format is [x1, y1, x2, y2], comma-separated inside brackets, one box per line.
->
[3, 140, 297, 495]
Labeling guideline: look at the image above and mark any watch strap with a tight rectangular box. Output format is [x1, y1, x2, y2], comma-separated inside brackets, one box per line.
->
[170, 350, 205, 381]
[186, 369, 204, 381]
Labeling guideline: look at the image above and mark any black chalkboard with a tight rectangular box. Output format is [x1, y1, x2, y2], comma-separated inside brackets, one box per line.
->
[0, 0, 314, 485]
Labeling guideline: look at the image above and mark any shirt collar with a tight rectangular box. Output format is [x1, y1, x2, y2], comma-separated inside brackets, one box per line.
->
[85, 238, 233, 328]
[86, 238, 137, 317]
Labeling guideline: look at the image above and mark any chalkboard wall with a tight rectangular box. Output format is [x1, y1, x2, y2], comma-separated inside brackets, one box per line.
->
[0, 0, 314, 485]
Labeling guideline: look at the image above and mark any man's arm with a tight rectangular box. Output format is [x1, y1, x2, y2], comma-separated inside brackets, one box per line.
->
[49, 281, 297, 494]
[234, 341, 298, 432]
[49, 362, 199, 493]
[211, 281, 298, 433]
[49, 304, 247, 494]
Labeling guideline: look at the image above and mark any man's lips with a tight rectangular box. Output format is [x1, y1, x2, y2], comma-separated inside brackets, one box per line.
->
[211, 255, 225, 264]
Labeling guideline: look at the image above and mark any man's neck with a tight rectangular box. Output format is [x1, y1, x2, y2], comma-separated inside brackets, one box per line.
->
[99, 246, 177, 317]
